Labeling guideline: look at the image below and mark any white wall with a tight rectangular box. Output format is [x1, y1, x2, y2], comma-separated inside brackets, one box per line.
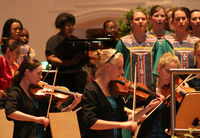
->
[0, 0, 199, 61]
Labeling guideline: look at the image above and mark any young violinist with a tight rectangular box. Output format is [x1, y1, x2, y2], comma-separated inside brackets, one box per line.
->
[187, 40, 200, 90]
[137, 52, 180, 138]
[4, 57, 82, 138]
[81, 49, 163, 138]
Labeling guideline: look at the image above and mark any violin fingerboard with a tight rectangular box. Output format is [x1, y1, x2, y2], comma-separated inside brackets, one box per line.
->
[54, 87, 75, 95]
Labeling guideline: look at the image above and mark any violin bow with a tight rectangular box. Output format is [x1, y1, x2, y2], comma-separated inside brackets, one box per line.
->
[46, 66, 58, 118]
[185, 74, 200, 83]
[132, 63, 137, 122]
[132, 63, 137, 138]
[175, 74, 192, 91]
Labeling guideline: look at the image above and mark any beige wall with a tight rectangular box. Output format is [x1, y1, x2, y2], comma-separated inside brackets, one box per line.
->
[0, 0, 199, 61]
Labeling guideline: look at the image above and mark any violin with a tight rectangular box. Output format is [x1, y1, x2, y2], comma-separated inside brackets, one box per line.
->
[29, 81, 74, 101]
[109, 76, 159, 101]
[175, 78, 196, 102]
[161, 78, 196, 103]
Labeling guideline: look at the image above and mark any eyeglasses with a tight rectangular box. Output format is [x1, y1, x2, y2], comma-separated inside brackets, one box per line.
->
[105, 51, 119, 64]
[107, 26, 118, 31]
[64, 24, 74, 29]
[12, 27, 22, 32]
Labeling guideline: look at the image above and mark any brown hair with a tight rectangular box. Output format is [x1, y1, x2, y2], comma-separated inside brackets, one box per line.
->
[13, 57, 41, 85]
[149, 5, 168, 30]
[166, 7, 176, 15]
[1, 38, 21, 54]
[150, 5, 167, 17]
[172, 7, 190, 20]
[130, 9, 148, 21]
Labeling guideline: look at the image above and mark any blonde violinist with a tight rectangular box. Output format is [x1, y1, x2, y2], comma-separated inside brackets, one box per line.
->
[82, 49, 163, 138]
[137, 52, 181, 138]
[187, 40, 200, 90]
[5, 57, 82, 138]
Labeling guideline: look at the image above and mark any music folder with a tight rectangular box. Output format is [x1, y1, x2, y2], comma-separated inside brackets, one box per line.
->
[176, 92, 200, 130]
[0, 109, 13, 138]
[49, 111, 81, 138]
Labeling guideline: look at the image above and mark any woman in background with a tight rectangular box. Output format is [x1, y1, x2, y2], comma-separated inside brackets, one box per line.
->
[165, 7, 199, 68]
[166, 7, 176, 32]
[103, 20, 120, 48]
[0, 18, 23, 55]
[17, 28, 36, 64]
[45, 12, 86, 92]
[148, 5, 173, 83]
[116, 9, 157, 138]
[190, 9, 200, 38]
[0, 39, 21, 90]
[116, 9, 157, 87]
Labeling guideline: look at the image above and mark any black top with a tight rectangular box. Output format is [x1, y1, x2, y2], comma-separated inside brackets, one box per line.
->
[45, 33, 87, 71]
[82, 81, 128, 138]
[137, 84, 171, 138]
[46, 33, 64, 57]
[102, 37, 119, 49]
[5, 85, 60, 138]
[45, 33, 77, 57]
[45, 33, 87, 91]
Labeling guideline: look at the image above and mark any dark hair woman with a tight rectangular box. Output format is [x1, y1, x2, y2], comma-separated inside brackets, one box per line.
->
[2, 18, 23, 41]
[5, 57, 82, 138]
[0, 18, 23, 56]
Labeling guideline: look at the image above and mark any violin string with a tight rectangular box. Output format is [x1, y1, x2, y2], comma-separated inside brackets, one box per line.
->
[175, 74, 192, 91]
[185, 74, 200, 83]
